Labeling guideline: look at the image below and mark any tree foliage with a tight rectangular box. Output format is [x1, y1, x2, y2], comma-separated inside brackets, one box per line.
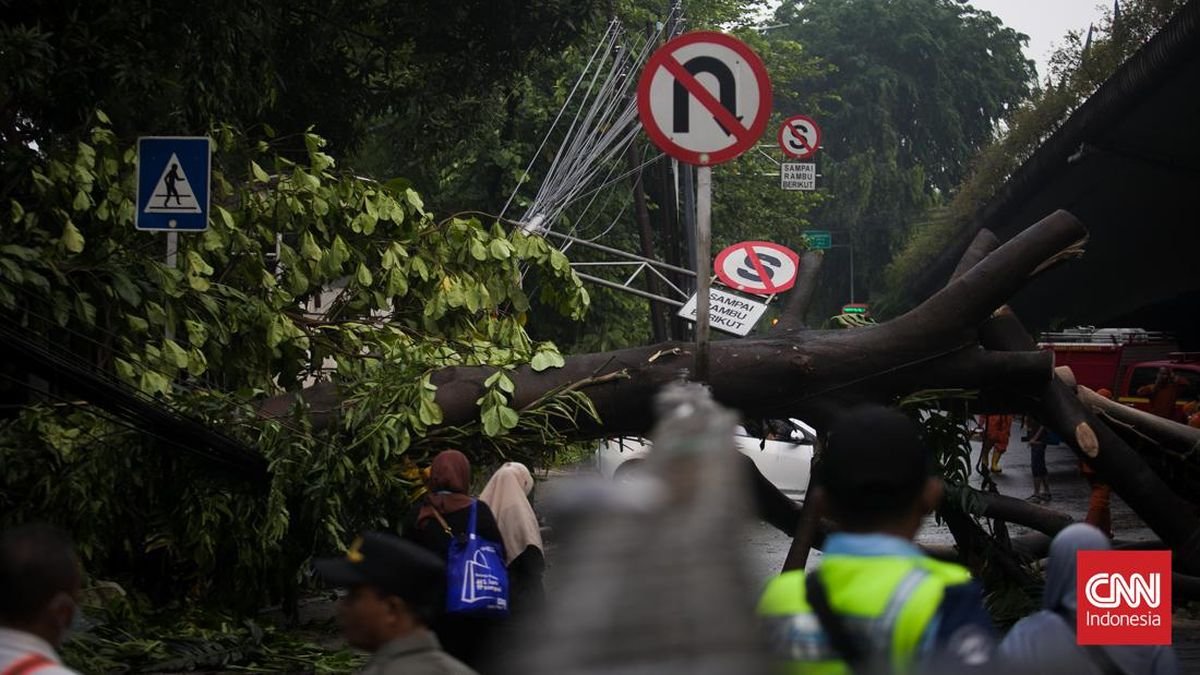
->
[0, 114, 591, 614]
[770, 0, 1035, 307]
[882, 0, 1190, 310]
[0, 0, 603, 160]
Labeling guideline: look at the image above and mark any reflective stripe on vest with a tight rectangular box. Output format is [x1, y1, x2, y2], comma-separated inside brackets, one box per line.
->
[759, 556, 970, 674]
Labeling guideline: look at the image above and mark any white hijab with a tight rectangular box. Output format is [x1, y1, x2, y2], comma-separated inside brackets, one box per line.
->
[480, 462, 544, 564]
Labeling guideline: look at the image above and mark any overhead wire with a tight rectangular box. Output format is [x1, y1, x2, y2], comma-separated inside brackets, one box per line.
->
[514, 8, 681, 240]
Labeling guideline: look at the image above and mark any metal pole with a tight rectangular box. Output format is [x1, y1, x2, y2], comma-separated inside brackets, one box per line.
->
[848, 242, 854, 304]
[681, 163, 697, 294]
[694, 166, 712, 381]
[165, 231, 178, 341]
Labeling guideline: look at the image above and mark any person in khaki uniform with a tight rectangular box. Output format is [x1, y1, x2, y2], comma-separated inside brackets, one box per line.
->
[315, 532, 477, 675]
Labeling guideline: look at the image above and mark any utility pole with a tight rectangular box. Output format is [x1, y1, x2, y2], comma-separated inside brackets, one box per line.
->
[628, 142, 669, 342]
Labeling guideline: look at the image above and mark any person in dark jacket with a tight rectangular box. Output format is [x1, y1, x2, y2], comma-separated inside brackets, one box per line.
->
[314, 532, 477, 675]
[402, 450, 504, 671]
[480, 462, 545, 616]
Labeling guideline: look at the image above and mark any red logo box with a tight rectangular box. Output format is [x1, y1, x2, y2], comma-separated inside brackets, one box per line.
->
[1077, 550, 1172, 645]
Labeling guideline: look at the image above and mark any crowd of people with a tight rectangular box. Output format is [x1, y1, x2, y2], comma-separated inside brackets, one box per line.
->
[0, 403, 1188, 674]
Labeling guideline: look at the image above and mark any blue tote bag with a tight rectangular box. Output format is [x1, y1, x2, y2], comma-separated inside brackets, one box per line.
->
[433, 500, 509, 615]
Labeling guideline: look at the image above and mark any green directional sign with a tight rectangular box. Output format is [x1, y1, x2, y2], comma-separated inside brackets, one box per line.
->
[842, 303, 870, 315]
[803, 230, 832, 250]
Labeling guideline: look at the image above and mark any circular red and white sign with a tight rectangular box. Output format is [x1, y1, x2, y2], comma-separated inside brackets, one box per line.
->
[714, 241, 801, 294]
[777, 115, 821, 160]
[637, 31, 772, 166]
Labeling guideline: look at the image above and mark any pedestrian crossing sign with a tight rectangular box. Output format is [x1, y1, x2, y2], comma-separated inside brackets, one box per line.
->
[136, 136, 211, 231]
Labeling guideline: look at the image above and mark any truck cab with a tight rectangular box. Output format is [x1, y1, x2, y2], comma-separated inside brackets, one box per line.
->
[1119, 354, 1200, 422]
[1038, 328, 1198, 422]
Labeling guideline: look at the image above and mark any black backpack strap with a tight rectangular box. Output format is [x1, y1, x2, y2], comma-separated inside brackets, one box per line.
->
[805, 572, 870, 673]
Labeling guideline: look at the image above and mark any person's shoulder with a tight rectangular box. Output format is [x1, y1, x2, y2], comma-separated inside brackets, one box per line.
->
[371, 650, 479, 675]
[922, 573, 998, 668]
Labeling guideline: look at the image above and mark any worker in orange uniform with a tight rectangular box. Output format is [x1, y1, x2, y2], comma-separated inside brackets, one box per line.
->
[1137, 367, 1190, 421]
[1080, 388, 1114, 538]
[978, 414, 1013, 474]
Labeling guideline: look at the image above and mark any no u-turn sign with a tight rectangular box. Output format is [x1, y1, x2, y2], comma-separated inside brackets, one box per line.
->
[637, 32, 772, 166]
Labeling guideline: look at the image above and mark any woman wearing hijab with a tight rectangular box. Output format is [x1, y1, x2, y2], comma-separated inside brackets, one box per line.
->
[999, 523, 1179, 674]
[402, 449, 504, 671]
[480, 462, 545, 615]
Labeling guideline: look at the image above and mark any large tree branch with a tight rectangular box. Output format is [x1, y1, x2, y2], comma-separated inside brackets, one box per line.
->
[968, 278, 1200, 573]
[774, 250, 825, 332]
[259, 212, 1080, 435]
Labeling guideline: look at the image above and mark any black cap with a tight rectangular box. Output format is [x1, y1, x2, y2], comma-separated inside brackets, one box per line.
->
[313, 532, 444, 600]
[820, 405, 935, 515]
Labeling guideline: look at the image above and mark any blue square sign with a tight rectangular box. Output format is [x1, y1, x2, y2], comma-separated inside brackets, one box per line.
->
[136, 137, 211, 231]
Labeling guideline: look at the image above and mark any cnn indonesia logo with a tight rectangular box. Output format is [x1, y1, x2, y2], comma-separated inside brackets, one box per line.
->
[1077, 550, 1172, 645]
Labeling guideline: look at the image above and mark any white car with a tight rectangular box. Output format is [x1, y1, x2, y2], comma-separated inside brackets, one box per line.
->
[594, 419, 817, 501]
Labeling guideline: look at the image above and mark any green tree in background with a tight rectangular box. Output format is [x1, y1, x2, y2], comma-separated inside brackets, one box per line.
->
[0, 0, 603, 160]
[770, 0, 1035, 311]
[883, 0, 1189, 310]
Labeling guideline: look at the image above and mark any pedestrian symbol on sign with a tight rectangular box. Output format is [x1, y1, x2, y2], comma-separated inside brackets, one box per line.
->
[143, 153, 202, 214]
[136, 136, 211, 232]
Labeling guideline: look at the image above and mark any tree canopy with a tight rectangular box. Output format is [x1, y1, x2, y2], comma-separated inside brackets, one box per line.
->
[882, 0, 1189, 311]
[769, 0, 1035, 308]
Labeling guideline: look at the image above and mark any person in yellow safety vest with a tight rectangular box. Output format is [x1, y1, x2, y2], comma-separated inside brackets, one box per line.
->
[758, 405, 997, 674]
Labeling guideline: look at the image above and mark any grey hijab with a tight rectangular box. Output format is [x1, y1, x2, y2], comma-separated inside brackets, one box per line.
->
[1043, 523, 1112, 616]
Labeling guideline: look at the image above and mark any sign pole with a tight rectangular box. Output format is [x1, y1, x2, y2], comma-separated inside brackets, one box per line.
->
[695, 166, 712, 381]
[165, 231, 177, 341]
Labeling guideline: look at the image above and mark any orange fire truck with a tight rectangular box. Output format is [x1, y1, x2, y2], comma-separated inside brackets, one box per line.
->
[1038, 327, 1199, 423]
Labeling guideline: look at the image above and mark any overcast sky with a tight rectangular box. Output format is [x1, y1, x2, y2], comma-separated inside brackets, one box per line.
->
[965, 0, 1109, 79]
[758, 1, 1110, 80]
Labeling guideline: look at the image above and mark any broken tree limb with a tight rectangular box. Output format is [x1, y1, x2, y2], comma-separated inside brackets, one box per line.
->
[973, 490, 1074, 536]
[972, 295, 1200, 574]
[1078, 385, 1200, 457]
[774, 250, 825, 332]
[950, 229, 1001, 282]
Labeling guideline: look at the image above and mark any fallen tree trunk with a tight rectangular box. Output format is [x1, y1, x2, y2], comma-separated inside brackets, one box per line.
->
[1078, 384, 1200, 456]
[951, 225, 1200, 574]
[261, 211, 1085, 436]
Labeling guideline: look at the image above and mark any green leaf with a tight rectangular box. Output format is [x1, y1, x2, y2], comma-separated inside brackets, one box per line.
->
[72, 190, 90, 212]
[114, 358, 135, 380]
[356, 263, 373, 287]
[405, 188, 424, 212]
[531, 350, 565, 372]
[126, 315, 150, 333]
[111, 273, 142, 307]
[185, 320, 208, 347]
[469, 239, 488, 261]
[186, 348, 208, 377]
[489, 239, 513, 260]
[162, 339, 189, 368]
[216, 205, 235, 229]
[60, 221, 85, 253]
[250, 161, 270, 183]
[300, 232, 323, 262]
[138, 370, 171, 396]
[417, 398, 443, 426]
[386, 267, 408, 297]
[73, 295, 96, 326]
[0, 244, 35, 261]
[498, 405, 519, 430]
[481, 407, 501, 437]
